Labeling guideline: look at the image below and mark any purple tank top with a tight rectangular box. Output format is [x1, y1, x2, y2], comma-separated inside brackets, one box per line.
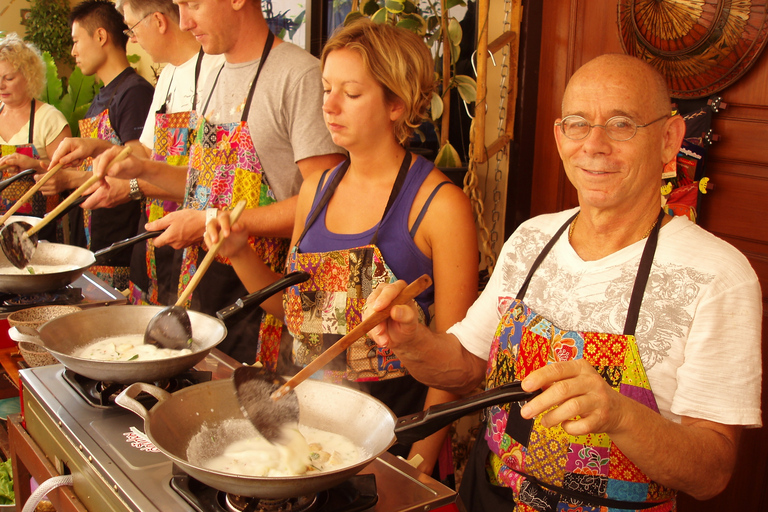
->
[298, 155, 440, 322]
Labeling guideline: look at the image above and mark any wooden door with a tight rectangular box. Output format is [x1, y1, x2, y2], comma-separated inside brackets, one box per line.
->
[531, 0, 768, 509]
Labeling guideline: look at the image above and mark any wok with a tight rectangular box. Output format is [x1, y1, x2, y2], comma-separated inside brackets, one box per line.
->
[31, 305, 227, 384]
[115, 377, 538, 498]
[26, 272, 308, 383]
[0, 196, 128, 294]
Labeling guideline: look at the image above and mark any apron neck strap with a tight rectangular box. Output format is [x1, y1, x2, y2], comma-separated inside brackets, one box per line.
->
[28, 99, 35, 144]
[295, 150, 412, 248]
[241, 31, 274, 122]
[515, 209, 665, 336]
[623, 208, 665, 335]
[192, 47, 205, 109]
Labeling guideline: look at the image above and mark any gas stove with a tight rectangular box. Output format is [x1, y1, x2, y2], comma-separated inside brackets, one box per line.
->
[17, 350, 458, 511]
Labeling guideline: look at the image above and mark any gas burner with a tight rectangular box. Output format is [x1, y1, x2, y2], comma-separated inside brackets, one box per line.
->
[62, 368, 212, 408]
[0, 286, 83, 310]
[225, 493, 316, 512]
[171, 473, 378, 512]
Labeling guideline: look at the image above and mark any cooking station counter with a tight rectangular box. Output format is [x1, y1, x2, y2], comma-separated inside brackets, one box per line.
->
[10, 349, 458, 512]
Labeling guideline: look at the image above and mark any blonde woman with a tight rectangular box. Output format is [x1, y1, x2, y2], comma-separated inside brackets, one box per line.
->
[0, 33, 71, 218]
[207, 19, 478, 480]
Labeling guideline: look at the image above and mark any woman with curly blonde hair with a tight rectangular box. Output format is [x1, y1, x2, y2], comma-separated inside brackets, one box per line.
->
[206, 18, 478, 482]
[0, 33, 71, 218]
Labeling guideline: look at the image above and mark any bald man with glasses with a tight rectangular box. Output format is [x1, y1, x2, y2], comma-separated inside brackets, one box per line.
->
[365, 53, 762, 511]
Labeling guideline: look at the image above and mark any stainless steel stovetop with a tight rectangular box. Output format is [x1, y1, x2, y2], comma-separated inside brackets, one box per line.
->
[19, 352, 457, 511]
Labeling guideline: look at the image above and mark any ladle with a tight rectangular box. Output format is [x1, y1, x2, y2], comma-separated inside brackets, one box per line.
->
[234, 274, 432, 442]
[0, 158, 79, 226]
[0, 146, 132, 268]
[143, 199, 247, 350]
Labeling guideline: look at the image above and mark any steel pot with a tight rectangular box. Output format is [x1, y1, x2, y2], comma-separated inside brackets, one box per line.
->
[115, 377, 538, 498]
[25, 272, 309, 383]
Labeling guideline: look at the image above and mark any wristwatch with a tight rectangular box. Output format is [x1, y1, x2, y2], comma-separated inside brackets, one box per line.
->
[129, 178, 143, 201]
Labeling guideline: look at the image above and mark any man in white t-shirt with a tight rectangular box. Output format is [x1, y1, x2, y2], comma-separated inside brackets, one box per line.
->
[366, 54, 762, 511]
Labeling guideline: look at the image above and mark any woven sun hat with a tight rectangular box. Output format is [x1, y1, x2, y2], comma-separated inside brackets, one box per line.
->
[618, 0, 768, 98]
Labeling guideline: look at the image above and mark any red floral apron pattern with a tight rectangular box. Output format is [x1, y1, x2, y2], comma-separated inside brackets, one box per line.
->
[128, 109, 198, 305]
[284, 244, 419, 382]
[78, 109, 128, 289]
[483, 210, 675, 511]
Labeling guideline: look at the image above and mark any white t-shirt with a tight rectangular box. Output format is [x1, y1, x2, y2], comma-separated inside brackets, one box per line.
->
[139, 52, 226, 150]
[0, 102, 68, 160]
[197, 41, 344, 203]
[449, 209, 763, 428]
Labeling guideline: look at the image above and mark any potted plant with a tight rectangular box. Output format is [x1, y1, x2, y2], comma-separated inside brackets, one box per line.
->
[345, 0, 477, 168]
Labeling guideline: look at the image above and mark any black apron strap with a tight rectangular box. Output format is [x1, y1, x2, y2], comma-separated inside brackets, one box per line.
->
[241, 31, 274, 122]
[295, 151, 412, 248]
[192, 47, 205, 109]
[28, 99, 35, 143]
[200, 64, 225, 117]
[516, 211, 578, 301]
[623, 208, 665, 335]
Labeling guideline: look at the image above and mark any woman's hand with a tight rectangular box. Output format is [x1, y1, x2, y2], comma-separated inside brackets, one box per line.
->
[203, 209, 251, 259]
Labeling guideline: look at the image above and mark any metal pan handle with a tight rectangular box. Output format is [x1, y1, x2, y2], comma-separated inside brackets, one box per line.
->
[0, 168, 36, 194]
[216, 271, 310, 321]
[393, 381, 541, 446]
[116, 382, 172, 420]
[93, 229, 164, 261]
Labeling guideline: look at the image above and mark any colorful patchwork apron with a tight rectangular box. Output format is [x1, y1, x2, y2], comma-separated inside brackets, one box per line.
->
[78, 105, 129, 289]
[0, 100, 60, 217]
[179, 32, 289, 368]
[284, 153, 422, 383]
[480, 209, 675, 511]
[128, 51, 206, 306]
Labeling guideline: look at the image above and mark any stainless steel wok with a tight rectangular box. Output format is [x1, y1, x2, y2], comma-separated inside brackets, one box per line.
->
[115, 377, 539, 498]
[32, 305, 227, 384]
[0, 227, 161, 294]
[0, 242, 96, 294]
[24, 271, 309, 384]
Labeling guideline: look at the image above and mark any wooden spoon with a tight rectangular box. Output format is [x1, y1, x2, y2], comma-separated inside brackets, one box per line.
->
[0, 146, 133, 269]
[233, 274, 432, 442]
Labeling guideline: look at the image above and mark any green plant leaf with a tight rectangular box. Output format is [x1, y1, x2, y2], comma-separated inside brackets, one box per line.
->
[127, 54, 141, 64]
[453, 75, 477, 103]
[396, 14, 427, 36]
[41, 52, 62, 104]
[344, 11, 365, 25]
[360, 0, 380, 16]
[371, 7, 388, 24]
[435, 142, 462, 167]
[403, 0, 419, 14]
[385, 0, 405, 14]
[447, 17, 463, 46]
[446, 0, 467, 8]
[430, 91, 444, 122]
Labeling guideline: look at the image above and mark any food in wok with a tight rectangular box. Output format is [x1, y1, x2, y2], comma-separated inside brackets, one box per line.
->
[77, 334, 194, 361]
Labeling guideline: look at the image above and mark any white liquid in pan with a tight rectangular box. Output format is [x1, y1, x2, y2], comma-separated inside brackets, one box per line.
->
[0, 264, 78, 275]
[77, 334, 193, 361]
[201, 421, 361, 477]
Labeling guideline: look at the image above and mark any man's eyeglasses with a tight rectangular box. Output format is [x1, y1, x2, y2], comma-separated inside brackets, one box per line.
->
[556, 114, 668, 142]
[123, 12, 152, 38]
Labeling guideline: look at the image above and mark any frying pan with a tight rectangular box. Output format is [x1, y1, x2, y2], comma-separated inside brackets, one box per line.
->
[115, 377, 538, 498]
[24, 272, 308, 383]
[0, 196, 103, 294]
[0, 227, 160, 294]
